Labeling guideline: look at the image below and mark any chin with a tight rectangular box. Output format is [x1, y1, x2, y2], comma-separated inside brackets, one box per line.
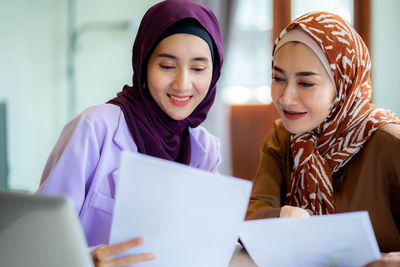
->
[286, 128, 305, 135]
[282, 121, 309, 135]
[167, 112, 190, 121]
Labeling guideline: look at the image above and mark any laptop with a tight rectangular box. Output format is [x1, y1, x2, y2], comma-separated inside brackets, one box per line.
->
[0, 190, 93, 267]
[110, 151, 253, 267]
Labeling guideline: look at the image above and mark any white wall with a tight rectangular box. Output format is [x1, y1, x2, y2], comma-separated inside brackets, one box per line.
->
[0, 0, 67, 191]
[371, 0, 400, 115]
[73, 0, 159, 113]
[0, 0, 159, 191]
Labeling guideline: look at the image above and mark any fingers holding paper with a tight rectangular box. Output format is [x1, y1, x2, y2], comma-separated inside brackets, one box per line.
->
[279, 205, 311, 218]
[363, 252, 400, 267]
[91, 237, 156, 267]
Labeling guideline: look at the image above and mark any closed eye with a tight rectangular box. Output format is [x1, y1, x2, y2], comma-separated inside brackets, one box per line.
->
[272, 75, 285, 82]
[192, 67, 206, 72]
[160, 65, 175, 70]
[298, 81, 314, 87]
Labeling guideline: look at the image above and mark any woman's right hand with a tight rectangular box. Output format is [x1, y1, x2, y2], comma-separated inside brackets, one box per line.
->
[279, 205, 311, 218]
[91, 237, 156, 267]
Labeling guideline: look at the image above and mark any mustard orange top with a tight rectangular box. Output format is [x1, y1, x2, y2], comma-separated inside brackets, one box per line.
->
[247, 119, 400, 252]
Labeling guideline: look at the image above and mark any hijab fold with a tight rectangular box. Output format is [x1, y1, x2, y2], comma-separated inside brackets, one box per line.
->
[108, 0, 223, 165]
[273, 12, 400, 214]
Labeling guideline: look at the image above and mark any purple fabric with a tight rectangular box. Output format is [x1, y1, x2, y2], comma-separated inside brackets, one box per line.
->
[38, 104, 221, 247]
[108, 0, 223, 165]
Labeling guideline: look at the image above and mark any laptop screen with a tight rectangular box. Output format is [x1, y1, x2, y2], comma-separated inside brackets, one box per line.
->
[0, 191, 93, 267]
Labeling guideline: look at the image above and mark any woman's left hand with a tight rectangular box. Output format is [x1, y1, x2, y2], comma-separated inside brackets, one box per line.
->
[363, 252, 400, 267]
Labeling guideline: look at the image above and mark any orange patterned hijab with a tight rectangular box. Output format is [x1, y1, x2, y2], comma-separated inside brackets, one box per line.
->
[272, 12, 399, 214]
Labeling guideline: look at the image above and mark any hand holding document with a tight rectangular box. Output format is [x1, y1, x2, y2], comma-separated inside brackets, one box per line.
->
[240, 211, 381, 267]
[110, 152, 252, 267]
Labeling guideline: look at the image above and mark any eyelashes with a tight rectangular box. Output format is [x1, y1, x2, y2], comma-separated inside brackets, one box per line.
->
[159, 65, 207, 72]
[271, 75, 285, 82]
[272, 75, 315, 88]
[298, 82, 314, 87]
[160, 65, 174, 70]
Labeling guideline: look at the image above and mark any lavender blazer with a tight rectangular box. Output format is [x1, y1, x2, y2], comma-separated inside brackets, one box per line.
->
[37, 104, 221, 247]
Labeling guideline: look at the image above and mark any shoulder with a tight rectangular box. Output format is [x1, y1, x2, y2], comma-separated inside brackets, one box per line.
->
[375, 123, 400, 140]
[78, 104, 122, 127]
[56, 104, 125, 149]
[357, 123, 400, 169]
[365, 123, 400, 150]
[68, 104, 123, 136]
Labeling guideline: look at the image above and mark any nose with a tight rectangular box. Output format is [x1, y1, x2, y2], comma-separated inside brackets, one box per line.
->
[279, 80, 298, 106]
[172, 69, 192, 91]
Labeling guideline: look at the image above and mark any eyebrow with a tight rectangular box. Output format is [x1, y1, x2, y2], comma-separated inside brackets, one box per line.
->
[157, 53, 209, 62]
[272, 66, 320, 77]
[192, 57, 209, 62]
[157, 53, 176, 60]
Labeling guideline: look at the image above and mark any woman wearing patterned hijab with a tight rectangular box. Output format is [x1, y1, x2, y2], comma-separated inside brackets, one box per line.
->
[246, 11, 400, 252]
[37, 1, 223, 265]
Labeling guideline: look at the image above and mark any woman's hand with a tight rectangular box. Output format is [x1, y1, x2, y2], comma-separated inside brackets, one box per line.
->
[91, 237, 156, 267]
[363, 252, 400, 267]
[279, 205, 311, 218]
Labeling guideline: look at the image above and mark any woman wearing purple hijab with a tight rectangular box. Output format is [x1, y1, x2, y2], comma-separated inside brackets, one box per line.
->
[37, 0, 223, 265]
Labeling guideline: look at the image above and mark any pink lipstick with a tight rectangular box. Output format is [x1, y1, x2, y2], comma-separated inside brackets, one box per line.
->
[283, 109, 307, 120]
[168, 94, 192, 106]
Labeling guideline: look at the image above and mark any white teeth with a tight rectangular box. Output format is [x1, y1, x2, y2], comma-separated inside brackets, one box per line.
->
[286, 110, 306, 115]
[170, 95, 190, 101]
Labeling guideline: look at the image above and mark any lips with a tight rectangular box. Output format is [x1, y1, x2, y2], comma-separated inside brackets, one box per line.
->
[283, 109, 307, 120]
[167, 94, 192, 106]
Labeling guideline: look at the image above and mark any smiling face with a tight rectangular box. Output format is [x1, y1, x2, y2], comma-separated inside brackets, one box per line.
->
[146, 33, 213, 121]
[271, 42, 336, 134]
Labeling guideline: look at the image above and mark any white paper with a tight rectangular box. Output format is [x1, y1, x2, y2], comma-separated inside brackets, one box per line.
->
[240, 211, 381, 267]
[110, 151, 252, 267]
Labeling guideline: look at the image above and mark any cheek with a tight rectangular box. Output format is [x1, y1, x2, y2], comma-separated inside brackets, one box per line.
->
[308, 86, 335, 117]
[147, 69, 165, 93]
[315, 103, 332, 118]
[270, 85, 281, 103]
[308, 84, 334, 103]
[147, 66, 156, 87]
[196, 72, 213, 96]
[147, 74, 166, 107]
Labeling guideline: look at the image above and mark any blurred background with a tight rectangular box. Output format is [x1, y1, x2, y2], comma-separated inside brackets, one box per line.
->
[0, 0, 399, 192]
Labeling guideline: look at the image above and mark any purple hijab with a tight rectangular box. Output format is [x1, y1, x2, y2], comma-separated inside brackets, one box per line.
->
[108, 0, 223, 165]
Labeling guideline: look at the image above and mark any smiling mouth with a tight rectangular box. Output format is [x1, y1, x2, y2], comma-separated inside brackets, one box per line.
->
[284, 110, 306, 115]
[168, 94, 192, 101]
[283, 109, 307, 120]
[167, 94, 193, 106]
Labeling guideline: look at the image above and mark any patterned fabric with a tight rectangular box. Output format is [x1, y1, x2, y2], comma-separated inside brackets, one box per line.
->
[272, 12, 400, 214]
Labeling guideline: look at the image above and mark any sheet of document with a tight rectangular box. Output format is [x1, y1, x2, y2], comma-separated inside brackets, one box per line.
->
[110, 151, 252, 267]
[240, 211, 381, 267]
